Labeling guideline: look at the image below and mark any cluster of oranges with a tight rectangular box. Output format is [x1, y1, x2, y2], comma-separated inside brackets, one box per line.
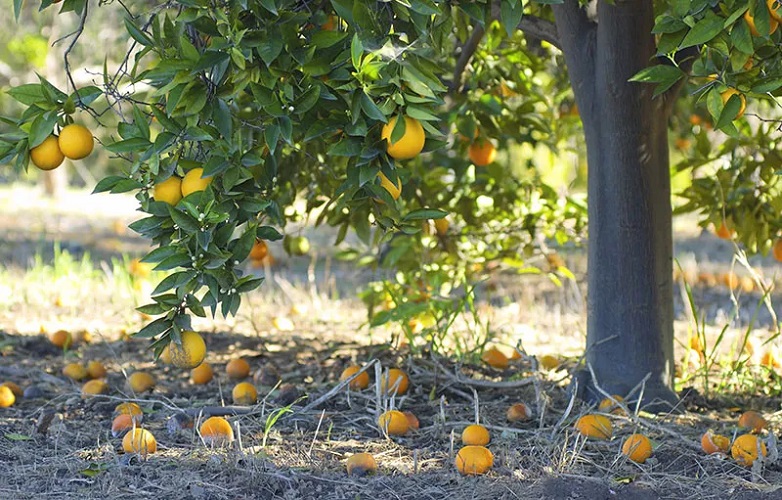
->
[152, 167, 213, 205]
[338, 363, 534, 476]
[375, 114, 498, 202]
[29, 124, 94, 171]
[575, 397, 772, 468]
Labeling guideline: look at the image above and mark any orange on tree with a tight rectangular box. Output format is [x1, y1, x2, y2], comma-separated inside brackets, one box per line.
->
[381, 115, 425, 160]
[153, 176, 183, 205]
[731, 434, 767, 466]
[0, 385, 15, 408]
[249, 240, 269, 261]
[715, 221, 734, 239]
[168, 330, 206, 369]
[621, 434, 653, 463]
[340, 365, 370, 390]
[745, 8, 779, 36]
[226, 357, 251, 379]
[575, 414, 613, 440]
[191, 362, 213, 385]
[377, 171, 402, 201]
[380, 368, 409, 395]
[181, 167, 212, 196]
[232, 382, 258, 405]
[468, 137, 497, 166]
[199, 416, 235, 446]
[377, 410, 409, 436]
[771, 0, 782, 22]
[346, 453, 378, 477]
[701, 431, 730, 455]
[58, 124, 94, 160]
[462, 424, 491, 446]
[455, 445, 494, 475]
[122, 428, 157, 456]
[433, 218, 449, 236]
[30, 135, 65, 171]
[772, 239, 782, 262]
[720, 88, 746, 119]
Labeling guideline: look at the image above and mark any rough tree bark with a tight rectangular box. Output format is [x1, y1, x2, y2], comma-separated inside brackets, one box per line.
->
[552, 0, 678, 410]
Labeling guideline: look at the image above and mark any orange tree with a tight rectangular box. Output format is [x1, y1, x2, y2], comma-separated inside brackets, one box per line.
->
[3, 0, 782, 409]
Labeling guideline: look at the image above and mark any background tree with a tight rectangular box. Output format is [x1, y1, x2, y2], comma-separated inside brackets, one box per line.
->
[2, 0, 781, 410]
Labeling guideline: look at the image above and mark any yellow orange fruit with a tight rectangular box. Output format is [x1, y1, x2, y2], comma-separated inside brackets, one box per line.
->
[86, 360, 107, 379]
[340, 365, 370, 390]
[30, 135, 65, 171]
[403, 411, 420, 430]
[598, 395, 627, 415]
[81, 379, 108, 397]
[191, 362, 213, 385]
[731, 433, 767, 466]
[226, 358, 251, 380]
[122, 428, 157, 456]
[249, 240, 269, 261]
[738, 410, 767, 433]
[168, 330, 207, 369]
[760, 350, 781, 369]
[58, 124, 94, 160]
[115, 402, 143, 418]
[701, 431, 730, 455]
[49, 329, 72, 349]
[0, 386, 15, 408]
[715, 221, 734, 239]
[745, 9, 779, 36]
[199, 416, 234, 446]
[381, 115, 426, 160]
[153, 177, 183, 205]
[538, 354, 560, 370]
[1, 382, 22, 398]
[181, 167, 212, 196]
[455, 445, 494, 475]
[773, 239, 782, 262]
[575, 414, 613, 440]
[232, 382, 258, 405]
[721, 88, 747, 119]
[481, 347, 509, 370]
[377, 410, 409, 436]
[377, 171, 402, 201]
[346, 452, 378, 477]
[621, 434, 653, 463]
[506, 403, 532, 422]
[462, 424, 491, 446]
[770, 0, 782, 22]
[127, 372, 155, 393]
[380, 368, 410, 396]
[63, 362, 89, 381]
[433, 218, 449, 236]
[158, 343, 172, 364]
[111, 413, 139, 438]
[468, 138, 497, 166]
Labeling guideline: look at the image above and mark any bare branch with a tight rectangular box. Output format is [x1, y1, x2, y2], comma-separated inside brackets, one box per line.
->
[450, 25, 485, 94]
[518, 16, 560, 50]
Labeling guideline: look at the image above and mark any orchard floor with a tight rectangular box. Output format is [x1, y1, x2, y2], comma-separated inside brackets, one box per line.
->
[1, 186, 782, 499]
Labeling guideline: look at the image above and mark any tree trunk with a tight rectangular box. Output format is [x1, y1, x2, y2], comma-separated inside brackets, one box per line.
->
[553, 0, 678, 410]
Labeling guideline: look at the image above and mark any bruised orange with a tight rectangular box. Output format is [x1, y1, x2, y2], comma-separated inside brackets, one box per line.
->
[377, 410, 409, 436]
[346, 453, 378, 477]
[340, 365, 370, 390]
[621, 434, 653, 463]
[226, 358, 251, 380]
[701, 431, 730, 455]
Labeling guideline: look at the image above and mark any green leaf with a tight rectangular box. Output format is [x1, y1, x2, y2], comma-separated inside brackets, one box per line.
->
[92, 175, 125, 194]
[629, 65, 684, 96]
[402, 208, 449, 221]
[500, 0, 523, 38]
[168, 207, 201, 233]
[151, 270, 197, 296]
[13, 0, 21, 21]
[257, 226, 283, 241]
[360, 93, 386, 122]
[135, 316, 172, 339]
[124, 17, 154, 46]
[28, 112, 59, 148]
[140, 246, 179, 263]
[751, 78, 782, 94]
[679, 11, 723, 48]
[4, 433, 33, 441]
[258, 0, 278, 15]
[105, 137, 152, 154]
[7, 84, 45, 106]
[351, 33, 363, 70]
[258, 37, 283, 67]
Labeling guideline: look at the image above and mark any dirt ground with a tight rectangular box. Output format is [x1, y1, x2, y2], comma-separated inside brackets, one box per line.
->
[2, 186, 782, 500]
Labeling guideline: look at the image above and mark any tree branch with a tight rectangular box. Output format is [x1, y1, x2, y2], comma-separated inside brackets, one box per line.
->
[552, 0, 597, 109]
[662, 46, 700, 117]
[518, 16, 560, 50]
[450, 24, 485, 93]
